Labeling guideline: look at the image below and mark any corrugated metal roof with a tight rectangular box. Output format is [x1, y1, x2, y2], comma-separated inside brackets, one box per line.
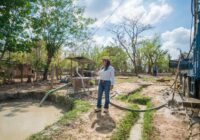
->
[66, 56, 95, 64]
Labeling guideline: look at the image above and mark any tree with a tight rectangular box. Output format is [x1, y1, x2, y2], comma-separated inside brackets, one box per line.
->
[0, 0, 33, 60]
[31, 40, 47, 80]
[140, 35, 168, 73]
[110, 17, 152, 75]
[100, 46, 128, 72]
[80, 45, 103, 68]
[32, 0, 93, 80]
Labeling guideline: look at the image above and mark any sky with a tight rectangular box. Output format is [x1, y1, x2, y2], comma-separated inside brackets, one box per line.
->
[79, 0, 193, 59]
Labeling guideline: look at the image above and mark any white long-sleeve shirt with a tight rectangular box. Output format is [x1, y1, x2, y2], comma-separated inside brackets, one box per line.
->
[98, 65, 115, 85]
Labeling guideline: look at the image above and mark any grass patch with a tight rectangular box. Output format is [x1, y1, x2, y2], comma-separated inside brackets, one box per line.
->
[141, 102, 154, 140]
[28, 100, 92, 140]
[28, 133, 53, 140]
[111, 104, 139, 140]
[116, 91, 151, 106]
[115, 84, 153, 140]
[59, 100, 92, 125]
[142, 76, 155, 82]
[127, 92, 151, 105]
[115, 86, 145, 102]
[115, 94, 128, 101]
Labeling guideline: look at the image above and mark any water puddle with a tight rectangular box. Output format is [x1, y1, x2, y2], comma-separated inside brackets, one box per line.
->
[0, 101, 63, 140]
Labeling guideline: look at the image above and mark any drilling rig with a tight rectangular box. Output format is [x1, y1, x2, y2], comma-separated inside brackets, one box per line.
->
[169, 0, 200, 99]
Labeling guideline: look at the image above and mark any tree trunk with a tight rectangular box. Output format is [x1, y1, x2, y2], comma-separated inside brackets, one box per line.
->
[0, 50, 6, 61]
[55, 66, 59, 80]
[133, 55, 138, 75]
[134, 61, 137, 75]
[147, 65, 152, 74]
[131, 58, 138, 76]
[43, 53, 52, 81]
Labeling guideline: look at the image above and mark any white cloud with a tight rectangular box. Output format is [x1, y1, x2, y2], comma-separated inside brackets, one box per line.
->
[83, 0, 173, 28]
[92, 35, 113, 46]
[143, 2, 173, 24]
[161, 27, 191, 59]
[110, 0, 145, 23]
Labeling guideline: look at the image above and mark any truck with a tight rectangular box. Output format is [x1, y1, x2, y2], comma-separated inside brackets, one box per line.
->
[169, 0, 200, 99]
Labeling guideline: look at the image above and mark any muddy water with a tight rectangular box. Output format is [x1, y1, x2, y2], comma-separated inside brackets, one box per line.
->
[0, 101, 63, 140]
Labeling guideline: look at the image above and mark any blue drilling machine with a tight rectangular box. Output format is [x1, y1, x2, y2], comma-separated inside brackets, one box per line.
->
[169, 0, 200, 99]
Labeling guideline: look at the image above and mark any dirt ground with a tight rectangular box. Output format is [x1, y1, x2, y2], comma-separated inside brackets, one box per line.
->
[55, 82, 190, 140]
[54, 106, 126, 140]
[141, 85, 188, 140]
[113, 82, 140, 94]
[1, 77, 197, 140]
[52, 82, 142, 140]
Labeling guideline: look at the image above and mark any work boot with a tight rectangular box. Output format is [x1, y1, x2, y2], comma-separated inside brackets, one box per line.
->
[94, 108, 101, 113]
[103, 108, 109, 113]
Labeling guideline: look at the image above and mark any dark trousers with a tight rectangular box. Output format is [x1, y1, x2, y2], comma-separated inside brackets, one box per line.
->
[97, 80, 111, 109]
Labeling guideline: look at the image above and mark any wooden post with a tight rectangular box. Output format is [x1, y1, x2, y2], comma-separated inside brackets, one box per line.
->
[71, 60, 72, 77]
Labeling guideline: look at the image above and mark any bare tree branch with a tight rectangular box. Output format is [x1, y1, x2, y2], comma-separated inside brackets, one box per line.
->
[109, 17, 152, 74]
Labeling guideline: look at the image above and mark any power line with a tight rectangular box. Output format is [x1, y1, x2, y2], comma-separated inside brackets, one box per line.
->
[91, 0, 124, 36]
[77, 0, 124, 49]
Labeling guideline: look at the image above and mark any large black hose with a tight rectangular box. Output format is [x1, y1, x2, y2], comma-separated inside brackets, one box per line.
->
[110, 101, 168, 112]
[76, 67, 168, 112]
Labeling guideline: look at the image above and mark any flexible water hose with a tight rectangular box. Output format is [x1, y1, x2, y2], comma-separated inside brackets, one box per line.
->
[39, 83, 70, 106]
[76, 66, 168, 112]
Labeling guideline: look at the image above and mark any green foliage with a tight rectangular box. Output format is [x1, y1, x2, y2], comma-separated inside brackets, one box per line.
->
[81, 45, 103, 68]
[31, 0, 94, 80]
[127, 92, 151, 105]
[81, 45, 128, 71]
[7, 41, 47, 73]
[115, 94, 128, 101]
[157, 55, 170, 72]
[99, 46, 128, 72]
[111, 105, 139, 140]
[116, 91, 151, 105]
[140, 35, 169, 73]
[0, 0, 34, 59]
[141, 102, 154, 140]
